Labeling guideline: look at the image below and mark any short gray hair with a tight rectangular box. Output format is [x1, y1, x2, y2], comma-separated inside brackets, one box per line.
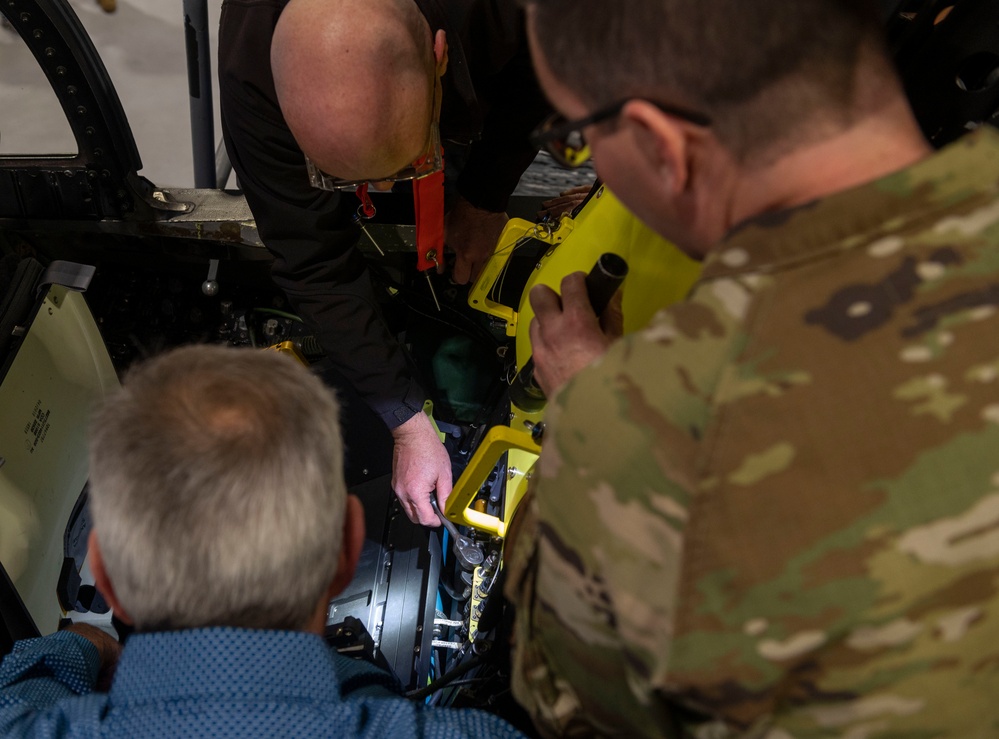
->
[88, 345, 346, 631]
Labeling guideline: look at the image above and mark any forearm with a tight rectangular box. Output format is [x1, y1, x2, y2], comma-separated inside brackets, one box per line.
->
[271, 256, 426, 429]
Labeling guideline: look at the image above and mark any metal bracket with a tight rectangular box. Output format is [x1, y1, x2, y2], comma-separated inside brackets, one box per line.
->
[37, 261, 96, 298]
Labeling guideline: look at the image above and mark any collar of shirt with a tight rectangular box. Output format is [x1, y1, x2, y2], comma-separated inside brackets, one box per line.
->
[109, 628, 339, 706]
[700, 127, 999, 283]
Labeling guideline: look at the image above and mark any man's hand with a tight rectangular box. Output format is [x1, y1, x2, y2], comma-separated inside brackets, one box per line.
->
[528, 272, 624, 396]
[62, 623, 121, 692]
[536, 184, 594, 220]
[391, 411, 453, 526]
[445, 195, 509, 285]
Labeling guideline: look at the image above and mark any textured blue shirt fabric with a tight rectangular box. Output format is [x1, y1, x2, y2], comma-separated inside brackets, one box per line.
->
[0, 628, 524, 738]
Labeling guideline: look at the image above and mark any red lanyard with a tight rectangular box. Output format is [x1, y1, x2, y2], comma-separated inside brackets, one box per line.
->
[413, 161, 445, 273]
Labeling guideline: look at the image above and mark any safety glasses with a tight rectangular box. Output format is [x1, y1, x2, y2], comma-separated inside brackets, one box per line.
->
[306, 121, 443, 192]
[530, 98, 712, 169]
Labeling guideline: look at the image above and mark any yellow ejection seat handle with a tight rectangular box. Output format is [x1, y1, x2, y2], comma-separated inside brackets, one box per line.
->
[443, 426, 541, 538]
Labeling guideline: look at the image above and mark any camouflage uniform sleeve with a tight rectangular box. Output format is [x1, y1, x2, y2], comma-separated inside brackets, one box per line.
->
[507, 129, 999, 739]
[506, 284, 747, 738]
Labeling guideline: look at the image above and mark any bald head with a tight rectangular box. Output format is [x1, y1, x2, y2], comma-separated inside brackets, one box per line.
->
[272, 0, 437, 181]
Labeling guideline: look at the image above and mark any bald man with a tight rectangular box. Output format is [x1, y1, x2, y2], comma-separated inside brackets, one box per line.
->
[219, 0, 549, 527]
[272, 0, 441, 183]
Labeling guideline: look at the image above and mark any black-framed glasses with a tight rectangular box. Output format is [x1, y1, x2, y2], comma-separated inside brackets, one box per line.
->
[530, 99, 712, 169]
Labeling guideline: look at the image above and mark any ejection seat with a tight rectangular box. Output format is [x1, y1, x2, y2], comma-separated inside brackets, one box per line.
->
[0, 258, 118, 657]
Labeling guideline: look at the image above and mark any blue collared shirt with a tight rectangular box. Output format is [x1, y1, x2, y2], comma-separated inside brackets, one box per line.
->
[0, 628, 524, 738]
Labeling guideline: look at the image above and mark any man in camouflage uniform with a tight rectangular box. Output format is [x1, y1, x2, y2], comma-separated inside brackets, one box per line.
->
[504, 0, 999, 736]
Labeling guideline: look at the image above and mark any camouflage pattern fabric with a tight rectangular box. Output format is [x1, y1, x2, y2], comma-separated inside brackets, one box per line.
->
[505, 128, 999, 738]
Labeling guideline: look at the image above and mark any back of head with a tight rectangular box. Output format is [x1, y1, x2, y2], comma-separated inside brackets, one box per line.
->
[88, 345, 346, 632]
[528, 0, 895, 165]
[272, 0, 435, 180]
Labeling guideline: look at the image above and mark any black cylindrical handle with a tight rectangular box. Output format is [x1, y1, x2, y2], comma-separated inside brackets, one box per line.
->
[510, 253, 629, 413]
[583, 252, 628, 317]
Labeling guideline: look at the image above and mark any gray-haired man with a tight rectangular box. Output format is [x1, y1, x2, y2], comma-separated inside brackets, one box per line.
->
[0, 345, 522, 738]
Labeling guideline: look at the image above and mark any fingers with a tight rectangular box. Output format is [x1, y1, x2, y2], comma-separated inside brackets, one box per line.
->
[528, 282, 563, 320]
[392, 481, 441, 527]
[466, 256, 487, 284]
[455, 252, 489, 285]
[558, 272, 591, 316]
[537, 184, 594, 219]
[527, 273, 613, 396]
[528, 283, 564, 396]
[444, 199, 507, 285]
[435, 470, 453, 511]
[415, 493, 442, 527]
[449, 241, 493, 285]
[453, 253, 472, 285]
[539, 194, 578, 210]
[528, 317, 553, 396]
[540, 185, 592, 207]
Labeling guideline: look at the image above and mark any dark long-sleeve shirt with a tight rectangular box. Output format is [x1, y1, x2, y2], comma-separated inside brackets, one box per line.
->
[218, 0, 548, 428]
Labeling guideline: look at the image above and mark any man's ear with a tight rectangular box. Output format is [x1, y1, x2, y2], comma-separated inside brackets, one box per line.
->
[328, 494, 366, 597]
[620, 100, 694, 197]
[434, 29, 448, 75]
[87, 530, 133, 625]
